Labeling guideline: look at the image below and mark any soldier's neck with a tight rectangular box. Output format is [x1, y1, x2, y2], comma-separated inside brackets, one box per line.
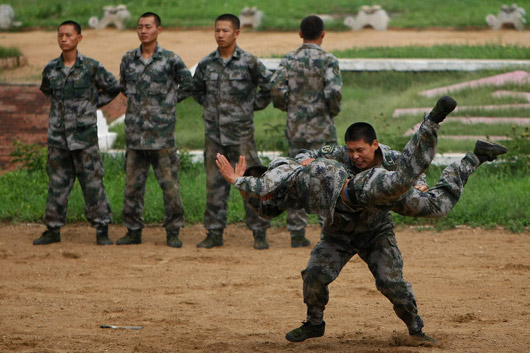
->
[219, 45, 236, 59]
[62, 49, 78, 67]
[141, 42, 157, 59]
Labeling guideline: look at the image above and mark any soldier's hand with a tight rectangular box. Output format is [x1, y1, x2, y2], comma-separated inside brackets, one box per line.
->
[300, 158, 315, 166]
[414, 184, 429, 192]
[235, 155, 246, 177]
[216, 153, 237, 185]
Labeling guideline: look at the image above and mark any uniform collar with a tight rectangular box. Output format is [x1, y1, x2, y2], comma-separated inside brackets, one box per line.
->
[56, 51, 84, 69]
[214, 45, 241, 61]
[300, 43, 322, 50]
[135, 43, 163, 60]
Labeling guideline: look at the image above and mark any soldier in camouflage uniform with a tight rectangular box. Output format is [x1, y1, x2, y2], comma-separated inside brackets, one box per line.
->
[116, 12, 193, 248]
[34, 21, 119, 246]
[192, 14, 271, 250]
[285, 96, 507, 345]
[270, 15, 342, 247]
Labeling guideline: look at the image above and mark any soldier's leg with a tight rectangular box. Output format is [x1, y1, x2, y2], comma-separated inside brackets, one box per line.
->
[151, 148, 185, 230]
[122, 149, 150, 231]
[302, 239, 354, 325]
[237, 138, 271, 249]
[73, 145, 112, 228]
[199, 137, 229, 248]
[357, 229, 424, 335]
[43, 147, 76, 228]
[37, 147, 76, 244]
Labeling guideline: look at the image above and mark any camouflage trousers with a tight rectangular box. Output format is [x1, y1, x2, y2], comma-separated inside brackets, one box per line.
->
[287, 140, 336, 234]
[43, 145, 112, 229]
[204, 136, 270, 232]
[302, 228, 423, 334]
[122, 148, 184, 231]
[387, 152, 480, 217]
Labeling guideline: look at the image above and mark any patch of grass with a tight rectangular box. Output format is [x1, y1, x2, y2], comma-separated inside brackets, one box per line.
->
[0, 45, 22, 58]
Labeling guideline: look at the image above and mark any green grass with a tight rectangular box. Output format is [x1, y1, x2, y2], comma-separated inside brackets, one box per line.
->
[1, 151, 528, 232]
[0, 46, 22, 58]
[334, 44, 530, 60]
[11, 0, 529, 30]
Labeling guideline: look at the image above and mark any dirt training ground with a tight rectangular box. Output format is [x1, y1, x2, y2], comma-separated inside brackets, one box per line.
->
[0, 224, 529, 352]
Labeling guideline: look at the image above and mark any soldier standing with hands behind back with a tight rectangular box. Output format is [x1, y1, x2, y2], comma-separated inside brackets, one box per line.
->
[34, 20, 119, 246]
[270, 15, 342, 247]
[193, 14, 272, 250]
[116, 12, 193, 248]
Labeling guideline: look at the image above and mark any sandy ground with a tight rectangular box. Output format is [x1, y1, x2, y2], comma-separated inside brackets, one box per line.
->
[0, 223, 529, 352]
[1, 28, 530, 82]
[1, 28, 530, 352]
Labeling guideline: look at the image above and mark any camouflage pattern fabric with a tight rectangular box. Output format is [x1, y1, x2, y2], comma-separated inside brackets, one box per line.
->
[192, 46, 271, 146]
[40, 52, 120, 150]
[122, 148, 184, 231]
[43, 145, 112, 229]
[237, 157, 349, 222]
[271, 43, 342, 144]
[203, 136, 270, 232]
[120, 44, 193, 149]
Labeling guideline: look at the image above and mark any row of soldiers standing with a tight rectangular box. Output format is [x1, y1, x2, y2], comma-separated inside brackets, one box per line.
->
[34, 13, 342, 249]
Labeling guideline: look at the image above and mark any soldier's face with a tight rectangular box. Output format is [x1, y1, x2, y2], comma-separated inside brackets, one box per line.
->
[137, 16, 161, 45]
[346, 139, 379, 170]
[215, 20, 240, 49]
[57, 25, 82, 53]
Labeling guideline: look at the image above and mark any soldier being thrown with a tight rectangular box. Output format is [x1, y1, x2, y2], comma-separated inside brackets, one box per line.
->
[34, 20, 119, 245]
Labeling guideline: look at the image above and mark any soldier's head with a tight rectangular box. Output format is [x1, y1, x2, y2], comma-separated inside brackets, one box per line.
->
[345, 122, 380, 170]
[137, 12, 162, 45]
[299, 15, 325, 44]
[57, 21, 82, 53]
[244, 165, 268, 178]
[215, 14, 240, 51]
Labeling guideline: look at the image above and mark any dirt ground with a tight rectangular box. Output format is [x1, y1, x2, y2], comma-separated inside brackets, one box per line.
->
[1, 28, 530, 82]
[0, 223, 529, 352]
[1, 28, 530, 352]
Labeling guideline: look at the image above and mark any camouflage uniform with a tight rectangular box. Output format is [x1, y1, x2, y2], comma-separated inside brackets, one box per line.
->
[120, 44, 192, 232]
[193, 46, 271, 233]
[271, 43, 342, 233]
[40, 52, 119, 229]
[296, 120, 441, 335]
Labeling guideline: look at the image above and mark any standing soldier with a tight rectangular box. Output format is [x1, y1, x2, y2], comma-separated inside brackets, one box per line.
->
[270, 15, 342, 247]
[116, 12, 193, 248]
[34, 20, 119, 245]
[193, 14, 272, 249]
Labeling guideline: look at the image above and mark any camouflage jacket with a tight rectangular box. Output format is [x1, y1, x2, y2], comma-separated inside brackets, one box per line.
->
[296, 143, 428, 244]
[234, 157, 349, 220]
[271, 43, 342, 144]
[40, 52, 119, 150]
[120, 44, 193, 149]
[192, 46, 271, 146]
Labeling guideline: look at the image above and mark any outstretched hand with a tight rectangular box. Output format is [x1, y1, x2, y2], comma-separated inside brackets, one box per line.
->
[216, 154, 246, 185]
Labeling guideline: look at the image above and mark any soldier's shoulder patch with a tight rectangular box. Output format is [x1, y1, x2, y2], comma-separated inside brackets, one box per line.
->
[320, 145, 335, 154]
[333, 65, 340, 76]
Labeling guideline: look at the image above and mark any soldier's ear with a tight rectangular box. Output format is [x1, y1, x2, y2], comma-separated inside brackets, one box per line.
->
[298, 31, 304, 39]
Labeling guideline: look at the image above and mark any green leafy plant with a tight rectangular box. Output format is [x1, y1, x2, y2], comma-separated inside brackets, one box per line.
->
[9, 140, 46, 172]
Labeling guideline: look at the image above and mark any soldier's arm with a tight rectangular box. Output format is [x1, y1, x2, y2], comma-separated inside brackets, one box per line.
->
[270, 59, 288, 111]
[174, 56, 193, 103]
[387, 148, 429, 187]
[324, 57, 342, 117]
[192, 61, 206, 106]
[119, 56, 128, 97]
[252, 59, 272, 111]
[295, 145, 346, 164]
[95, 63, 120, 108]
[39, 67, 52, 97]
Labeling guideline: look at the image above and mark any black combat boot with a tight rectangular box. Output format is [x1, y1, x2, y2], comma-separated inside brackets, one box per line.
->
[285, 321, 325, 342]
[426, 96, 457, 124]
[253, 230, 269, 250]
[96, 225, 113, 245]
[116, 229, 142, 245]
[474, 140, 508, 164]
[290, 230, 311, 248]
[409, 330, 438, 346]
[196, 229, 223, 248]
[33, 228, 61, 245]
[166, 228, 183, 248]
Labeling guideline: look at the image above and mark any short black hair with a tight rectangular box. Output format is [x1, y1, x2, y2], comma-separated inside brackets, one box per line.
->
[139, 12, 161, 27]
[345, 122, 377, 143]
[244, 165, 268, 178]
[58, 20, 81, 34]
[216, 13, 240, 30]
[300, 15, 324, 40]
